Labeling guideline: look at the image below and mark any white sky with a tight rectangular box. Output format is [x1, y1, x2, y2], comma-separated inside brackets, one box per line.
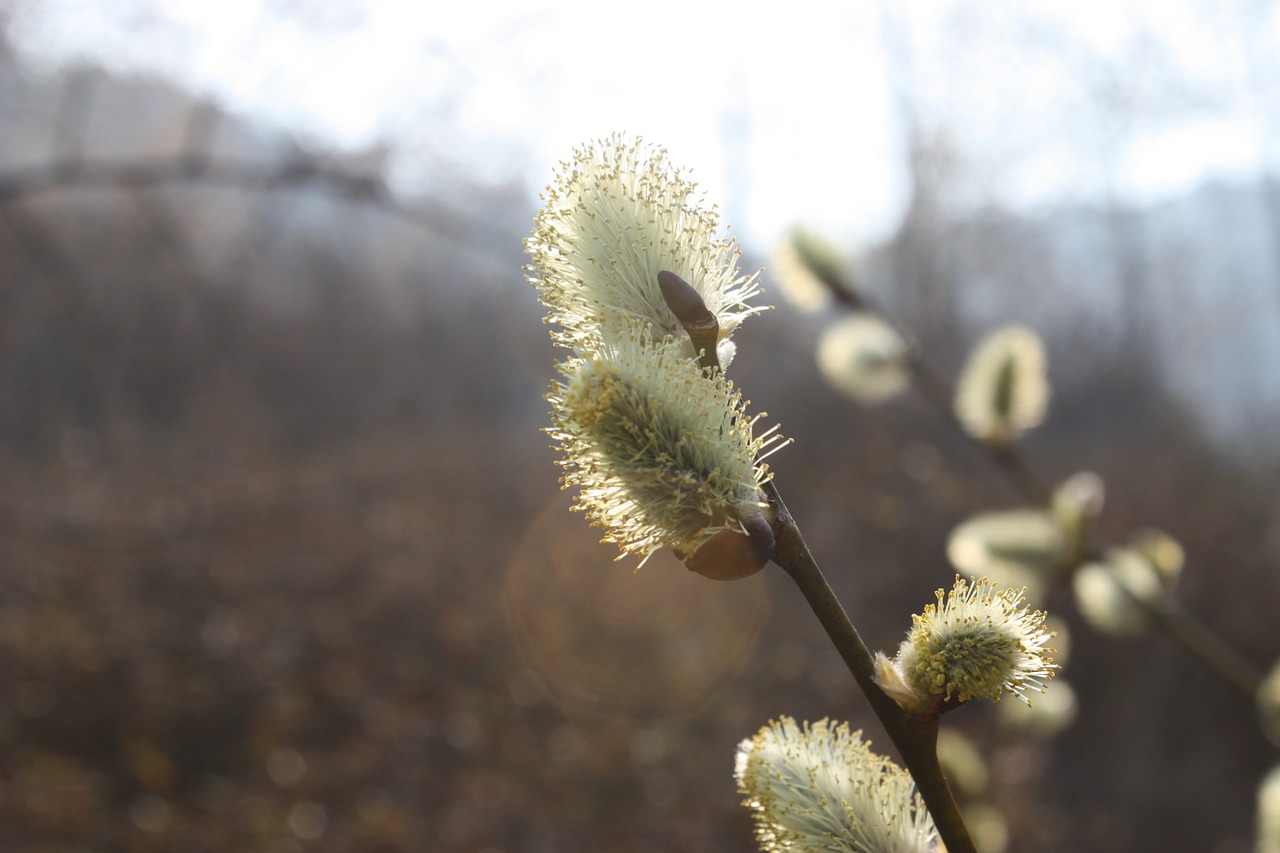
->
[7, 0, 1278, 249]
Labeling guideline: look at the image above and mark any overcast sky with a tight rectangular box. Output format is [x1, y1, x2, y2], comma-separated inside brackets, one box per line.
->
[6, 0, 1278, 249]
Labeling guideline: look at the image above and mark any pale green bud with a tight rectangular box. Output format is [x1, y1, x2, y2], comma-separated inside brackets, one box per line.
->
[1051, 471, 1105, 565]
[962, 803, 1010, 853]
[817, 313, 911, 403]
[954, 326, 1050, 445]
[935, 730, 989, 799]
[1129, 527, 1184, 585]
[947, 510, 1066, 604]
[1258, 765, 1280, 853]
[1051, 471, 1105, 522]
[771, 226, 847, 311]
[1071, 536, 1179, 636]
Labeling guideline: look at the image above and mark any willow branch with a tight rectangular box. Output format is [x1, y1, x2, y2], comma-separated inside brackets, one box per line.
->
[822, 272, 1263, 698]
[1135, 589, 1263, 696]
[764, 481, 977, 853]
[659, 276, 975, 849]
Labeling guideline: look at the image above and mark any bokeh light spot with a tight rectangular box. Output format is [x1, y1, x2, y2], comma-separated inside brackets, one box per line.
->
[503, 495, 768, 717]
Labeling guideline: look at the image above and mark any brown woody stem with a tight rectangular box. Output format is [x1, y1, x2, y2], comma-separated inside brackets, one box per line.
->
[764, 481, 977, 853]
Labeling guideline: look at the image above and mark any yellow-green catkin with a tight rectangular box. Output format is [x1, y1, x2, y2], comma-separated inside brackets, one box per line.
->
[547, 323, 783, 563]
[735, 716, 936, 853]
[876, 577, 1057, 710]
[527, 133, 763, 364]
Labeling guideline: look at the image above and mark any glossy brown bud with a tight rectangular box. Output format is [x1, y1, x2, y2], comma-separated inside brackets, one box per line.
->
[657, 269, 721, 372]
[682, 511, 776, 581]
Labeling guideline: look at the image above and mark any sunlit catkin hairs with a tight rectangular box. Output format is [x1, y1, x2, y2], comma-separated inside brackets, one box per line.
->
[874, 576, 1057, 713]
[547, 322, 784, 573]
[526, 133, 763, 364]
[735, 717, 937, 853]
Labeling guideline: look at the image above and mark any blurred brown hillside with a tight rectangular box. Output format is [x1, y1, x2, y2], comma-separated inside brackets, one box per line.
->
[2, 46, 1279, 853]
